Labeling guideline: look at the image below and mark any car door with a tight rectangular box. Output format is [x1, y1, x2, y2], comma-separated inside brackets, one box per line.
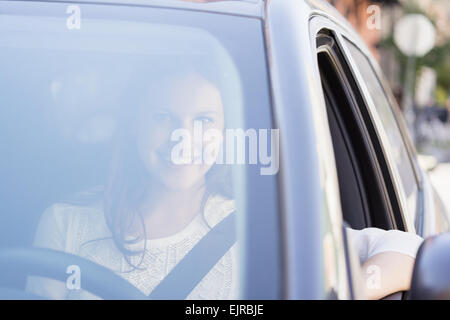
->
[309, 14, 420, 299]
[265, 0, 358, 299]
[306, 15, 370, 300]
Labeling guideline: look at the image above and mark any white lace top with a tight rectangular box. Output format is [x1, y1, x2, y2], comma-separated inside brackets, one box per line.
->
[26, 194, 424, 300]
[26, 194, 238, 300]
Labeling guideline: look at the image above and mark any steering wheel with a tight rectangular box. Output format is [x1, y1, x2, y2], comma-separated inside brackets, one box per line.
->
[0, 247, 149, 300]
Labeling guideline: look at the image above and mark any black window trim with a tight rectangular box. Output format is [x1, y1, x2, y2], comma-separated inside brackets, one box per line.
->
[309, 12, 414, 301]
[316, 31, 399, 231]
[310, 21, 399, 300]
[342, 36, 423, 191]
[338, 35, 420, 233]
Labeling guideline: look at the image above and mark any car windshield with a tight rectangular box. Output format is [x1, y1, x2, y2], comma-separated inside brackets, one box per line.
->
[0, 2, 279, 299]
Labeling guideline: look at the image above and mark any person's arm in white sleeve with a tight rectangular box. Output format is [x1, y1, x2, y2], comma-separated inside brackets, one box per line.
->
[25, 204, 69, 299]
[346, 227, 424, 300]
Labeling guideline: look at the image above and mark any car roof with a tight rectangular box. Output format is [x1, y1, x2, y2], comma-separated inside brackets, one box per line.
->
[307, 0, 359, 32]
[34, 0, 351, 22]
[32, 0, 366, 52]
[36, 0, 266, 18]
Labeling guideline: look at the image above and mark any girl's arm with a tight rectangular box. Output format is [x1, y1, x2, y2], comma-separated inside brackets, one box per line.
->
[346, 227, 424, 299]
[361, 251, 416, 300]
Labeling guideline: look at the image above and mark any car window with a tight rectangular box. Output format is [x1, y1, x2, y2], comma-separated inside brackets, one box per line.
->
[315, 31, 397, 231]
[343, 39, 419, 227]
[313, 29, 379, 300]
[0, 2, 280, 299]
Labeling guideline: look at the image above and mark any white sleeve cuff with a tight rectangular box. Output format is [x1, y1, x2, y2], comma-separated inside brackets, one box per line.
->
[346, 227, 424, 264]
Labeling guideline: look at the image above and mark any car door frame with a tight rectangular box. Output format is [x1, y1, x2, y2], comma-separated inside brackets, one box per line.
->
[267, 0, 449, 300]
[307, 13, 386, 300]
[306, 9, 421, 299]
[265, 0, 354, 299]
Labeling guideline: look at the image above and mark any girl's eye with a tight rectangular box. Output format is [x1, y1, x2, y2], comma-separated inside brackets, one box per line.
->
[195, 116, 214, 124]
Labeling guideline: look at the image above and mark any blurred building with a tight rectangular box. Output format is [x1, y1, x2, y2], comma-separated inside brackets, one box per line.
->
[414, 0, 450, 45]
[326, 0, 400, 60]
[328, 0, 449, 108]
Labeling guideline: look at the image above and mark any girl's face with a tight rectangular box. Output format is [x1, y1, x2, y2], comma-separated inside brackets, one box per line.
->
[136, 73, 224, 191]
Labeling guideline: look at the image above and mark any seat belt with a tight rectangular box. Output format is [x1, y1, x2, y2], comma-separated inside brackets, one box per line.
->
[148, 211, 236, 299]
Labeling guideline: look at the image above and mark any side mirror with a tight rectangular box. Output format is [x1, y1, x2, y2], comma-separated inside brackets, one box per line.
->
[410, 233, 450, 299]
